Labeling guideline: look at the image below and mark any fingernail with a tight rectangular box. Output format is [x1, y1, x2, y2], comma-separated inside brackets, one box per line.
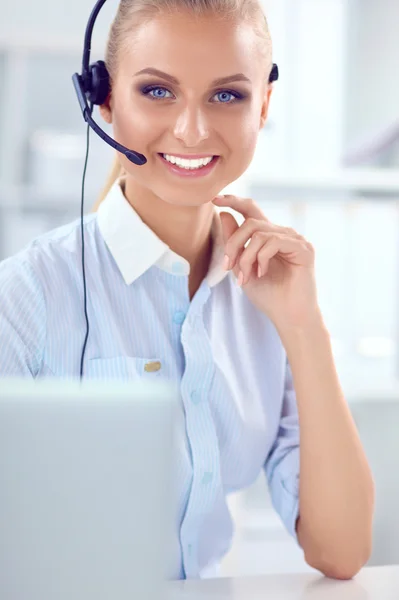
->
[223, 254, 230, 270]
[237, 271, 244, 287]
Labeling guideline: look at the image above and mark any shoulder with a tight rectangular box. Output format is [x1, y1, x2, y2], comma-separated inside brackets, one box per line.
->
[25, 213, 98, 260]
[1, 213, 97, 278]
[0, 214, 100, 310]
[0, 215, 99, 376]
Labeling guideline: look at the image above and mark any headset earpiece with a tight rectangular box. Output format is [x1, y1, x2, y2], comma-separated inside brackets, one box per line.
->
[85, 60, 111, 106]
[269, 63, 279, 84]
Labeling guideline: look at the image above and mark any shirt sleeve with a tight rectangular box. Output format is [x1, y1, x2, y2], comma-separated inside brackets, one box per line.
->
[263, 357, 300, 541]
[0, 255, 47, 377]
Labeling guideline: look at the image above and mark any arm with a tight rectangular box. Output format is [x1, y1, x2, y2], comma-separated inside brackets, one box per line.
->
[212, 191, 374, 579]
[263, 358, 300, 541]
[279, 316, 375, 580]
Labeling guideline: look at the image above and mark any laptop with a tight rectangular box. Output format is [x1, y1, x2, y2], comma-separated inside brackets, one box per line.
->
[0, 378, 179, 600]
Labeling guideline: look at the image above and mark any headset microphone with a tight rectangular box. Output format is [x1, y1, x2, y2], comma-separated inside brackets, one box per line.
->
[72, 74, 147, 165]
[72, 0, 147, 165]
[73, 0, 280, 379]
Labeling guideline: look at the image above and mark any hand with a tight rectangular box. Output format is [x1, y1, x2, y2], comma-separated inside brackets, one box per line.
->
[212, 194, 322, 331]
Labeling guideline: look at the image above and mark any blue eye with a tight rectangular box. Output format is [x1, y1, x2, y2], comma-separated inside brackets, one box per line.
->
[214, 91, 240, 103]
[145, 87, 172, 100]
[141, 85, 244, 104]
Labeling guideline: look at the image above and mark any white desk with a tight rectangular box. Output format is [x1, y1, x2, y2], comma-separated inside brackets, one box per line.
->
[168, 565, 399, 599]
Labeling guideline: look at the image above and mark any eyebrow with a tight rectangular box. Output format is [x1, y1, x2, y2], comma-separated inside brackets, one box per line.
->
[134, 67, 251, 86]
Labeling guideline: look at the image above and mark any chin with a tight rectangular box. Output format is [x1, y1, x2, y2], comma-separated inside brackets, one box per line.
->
[159, 192, 214, 207]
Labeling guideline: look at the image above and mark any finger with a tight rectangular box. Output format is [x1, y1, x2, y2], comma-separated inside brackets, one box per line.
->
[219, 210, 239, 245]
[236, 231, 270, 285]
[219, 211, 245, 273]
[257, 236, 311, 277]
[213, 194, 266, 221]
[225, 218, 282, 272]
[213, 195, 304, 239]
[237, 232, 301, 284]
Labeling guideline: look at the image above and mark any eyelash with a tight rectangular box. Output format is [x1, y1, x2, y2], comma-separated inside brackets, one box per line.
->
[140, 84, 245, 104]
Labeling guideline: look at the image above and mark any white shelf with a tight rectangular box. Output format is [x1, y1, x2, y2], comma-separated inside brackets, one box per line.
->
[2, 168, 399, 212]
[241, 167, 399, 193]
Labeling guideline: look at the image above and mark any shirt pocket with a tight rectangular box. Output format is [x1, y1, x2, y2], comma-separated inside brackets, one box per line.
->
[85, 356, 163, 381]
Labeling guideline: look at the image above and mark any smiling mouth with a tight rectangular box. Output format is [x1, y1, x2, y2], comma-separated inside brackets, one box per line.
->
[158, 154, 218, 168]
[157, 153, 220, 176]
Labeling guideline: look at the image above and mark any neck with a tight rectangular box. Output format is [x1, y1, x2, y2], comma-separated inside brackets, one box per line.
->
[123, 176, 215, 278]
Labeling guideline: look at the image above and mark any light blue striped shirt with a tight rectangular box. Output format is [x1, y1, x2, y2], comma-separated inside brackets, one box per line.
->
[0, 179, 300, 579]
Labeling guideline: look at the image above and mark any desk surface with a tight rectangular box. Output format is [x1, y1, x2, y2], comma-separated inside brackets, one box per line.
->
[168, 565, 399, 599]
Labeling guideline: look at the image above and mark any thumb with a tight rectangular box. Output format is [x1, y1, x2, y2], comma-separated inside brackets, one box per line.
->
[219, 210, 239, 244]
[219, 211, 241, 276]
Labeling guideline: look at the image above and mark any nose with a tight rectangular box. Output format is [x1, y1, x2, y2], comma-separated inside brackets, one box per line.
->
[173, 104, 210, 147]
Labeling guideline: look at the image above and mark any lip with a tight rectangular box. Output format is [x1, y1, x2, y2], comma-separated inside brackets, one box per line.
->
[157, 153, 220, 178]
[160, 152, 219, 159]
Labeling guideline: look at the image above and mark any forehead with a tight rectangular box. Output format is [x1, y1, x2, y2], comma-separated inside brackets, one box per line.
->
[121, 13, 265, 83]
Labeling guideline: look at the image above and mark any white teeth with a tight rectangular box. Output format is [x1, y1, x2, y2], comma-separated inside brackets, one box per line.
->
[162, 154, 214, 169]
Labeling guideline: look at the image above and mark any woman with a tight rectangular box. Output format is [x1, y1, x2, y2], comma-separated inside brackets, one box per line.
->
[0, 0, 374, 581]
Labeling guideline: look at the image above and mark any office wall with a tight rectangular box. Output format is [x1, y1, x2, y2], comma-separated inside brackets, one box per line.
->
[0, 0, 116, 40]
[344, 0, 399, 150]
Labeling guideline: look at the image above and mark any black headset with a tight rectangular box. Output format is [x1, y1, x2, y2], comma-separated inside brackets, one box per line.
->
[72, 0, 280, 378]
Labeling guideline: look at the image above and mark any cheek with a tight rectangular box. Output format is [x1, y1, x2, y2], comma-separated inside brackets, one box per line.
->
[110, 85, 153, 144]
[222, 119, 260, 181]
[227, 102, 262, 149]
[231, 118, 260, 161]
[242, 127, 259, 152]
[112, 106, 151, 148]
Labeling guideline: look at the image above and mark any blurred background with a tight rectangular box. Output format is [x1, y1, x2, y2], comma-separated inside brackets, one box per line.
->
[1, 0, 399, 579]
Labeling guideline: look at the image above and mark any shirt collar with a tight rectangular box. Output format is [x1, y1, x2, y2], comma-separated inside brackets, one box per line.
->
[97, 178, 229, 288]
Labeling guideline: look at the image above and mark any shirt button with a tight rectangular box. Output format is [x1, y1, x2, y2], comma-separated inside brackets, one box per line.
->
[144, 361, 162, 373]
[173, 310, 186, 325]
[190, 390, 201, 405]
[187, 543, 193, 556]
[201, 472, 213, 485]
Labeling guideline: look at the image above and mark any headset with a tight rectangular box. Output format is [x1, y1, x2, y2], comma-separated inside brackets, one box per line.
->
[72, 0, 280, 379]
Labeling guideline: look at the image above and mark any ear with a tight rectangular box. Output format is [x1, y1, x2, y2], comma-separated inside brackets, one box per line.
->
[259, 85, 273, 130]
[99, 92, 113, 124]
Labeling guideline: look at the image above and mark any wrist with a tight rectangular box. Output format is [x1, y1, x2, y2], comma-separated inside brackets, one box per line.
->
[276, 310, 329, 351]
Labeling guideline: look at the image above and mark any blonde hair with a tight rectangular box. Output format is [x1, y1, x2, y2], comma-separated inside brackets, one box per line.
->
[94, 0, 272, 210]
